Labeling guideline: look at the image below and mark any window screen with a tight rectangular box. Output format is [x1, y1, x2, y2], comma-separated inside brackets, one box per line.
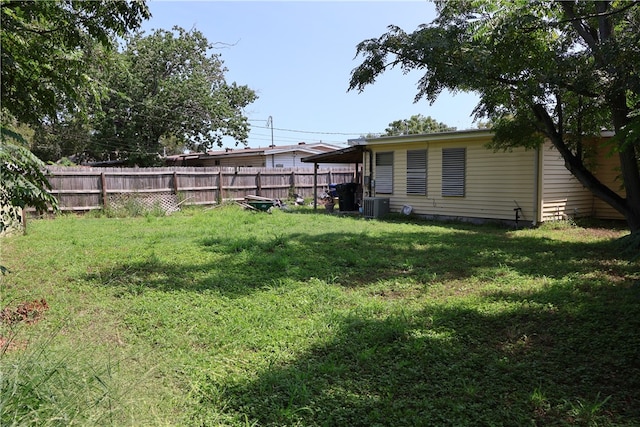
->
[375, 152, 393, 194]
[442, 148, 465, 196]
[406, 149, 427, 195]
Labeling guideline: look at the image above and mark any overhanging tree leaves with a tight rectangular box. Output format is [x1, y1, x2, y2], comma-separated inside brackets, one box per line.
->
[0, 126, 58, 232]
[91, 27, 258, 166]
[1, 0, 150, 126]
[349, 0, 640, 233]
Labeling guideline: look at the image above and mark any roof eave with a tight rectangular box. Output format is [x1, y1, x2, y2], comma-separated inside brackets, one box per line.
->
[364, 129, 494, 145]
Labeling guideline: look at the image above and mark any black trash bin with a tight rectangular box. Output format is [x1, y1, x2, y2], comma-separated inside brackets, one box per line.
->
[336, 183, 357, 211]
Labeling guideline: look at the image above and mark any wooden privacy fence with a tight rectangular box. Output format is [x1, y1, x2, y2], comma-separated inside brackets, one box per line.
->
[44, 166, 356, 212]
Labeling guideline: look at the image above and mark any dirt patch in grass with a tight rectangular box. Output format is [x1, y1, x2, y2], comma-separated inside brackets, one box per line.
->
[1, 299, 49, 325]
[1, 298, 49, 352]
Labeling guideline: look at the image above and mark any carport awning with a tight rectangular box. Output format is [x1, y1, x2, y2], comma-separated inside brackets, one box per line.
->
[301, 145, 364, 164]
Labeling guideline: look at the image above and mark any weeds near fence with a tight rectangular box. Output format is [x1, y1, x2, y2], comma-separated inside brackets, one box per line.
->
[98, 197, 167, 218]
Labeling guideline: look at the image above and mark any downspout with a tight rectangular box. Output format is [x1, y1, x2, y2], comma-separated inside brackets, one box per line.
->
[364, 148, 373, 197]
[533, 146, 541, 226]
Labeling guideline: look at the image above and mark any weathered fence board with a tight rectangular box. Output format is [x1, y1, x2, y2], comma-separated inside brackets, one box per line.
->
[43, 166, 355, 212]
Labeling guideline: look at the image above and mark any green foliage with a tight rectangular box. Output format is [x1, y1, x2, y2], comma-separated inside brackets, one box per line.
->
[88, 26, 258, 166]
[1, 329, 125, 426]
[0, 0, 150, 126]
[0, 0, 149, 229]
[1, 208, 638, 425]
[383, 114, 455, 136]
[349, 0, 640, 232]
[0, 126, 58, 232]
[102, 197, 167, 219]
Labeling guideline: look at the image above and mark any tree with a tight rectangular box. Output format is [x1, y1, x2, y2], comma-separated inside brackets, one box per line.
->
[384, 114, 455, 136]
[349, 1, 640, 234]
[1, 0, 150, 126]
[89, 27, 257, 166]
[1, 0, 150, 215]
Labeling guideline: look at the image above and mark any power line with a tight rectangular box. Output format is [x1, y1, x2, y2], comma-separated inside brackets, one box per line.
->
[248, 121, 366, 136]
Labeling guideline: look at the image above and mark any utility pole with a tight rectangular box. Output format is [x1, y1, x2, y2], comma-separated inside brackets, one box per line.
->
[266, 116, 274, 148]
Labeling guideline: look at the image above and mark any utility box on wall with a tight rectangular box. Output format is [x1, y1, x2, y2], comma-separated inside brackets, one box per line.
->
[363, 197, 390, 218]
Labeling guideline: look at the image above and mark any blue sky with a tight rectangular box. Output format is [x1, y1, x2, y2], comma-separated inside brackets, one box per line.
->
[141, 1, 480, 149]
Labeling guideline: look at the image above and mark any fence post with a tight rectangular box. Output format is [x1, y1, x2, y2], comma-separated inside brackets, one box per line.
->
[290, 171, 295, 198]
[256, 171, 262, 196]
[217, 169, 223, 204]
[172, 171, 179, 195]
[100, 172, 108, 209]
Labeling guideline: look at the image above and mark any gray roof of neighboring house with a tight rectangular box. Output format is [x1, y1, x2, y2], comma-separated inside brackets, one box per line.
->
[165, 142, 342, 162]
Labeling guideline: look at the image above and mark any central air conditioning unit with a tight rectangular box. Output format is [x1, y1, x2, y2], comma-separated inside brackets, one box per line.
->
[363, 197, 390, 218]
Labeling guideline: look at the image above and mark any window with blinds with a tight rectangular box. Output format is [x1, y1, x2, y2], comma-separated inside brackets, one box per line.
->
[406, 149, 427, 195]
[375, 152, 393, 194]
[442, 147, 465, 196]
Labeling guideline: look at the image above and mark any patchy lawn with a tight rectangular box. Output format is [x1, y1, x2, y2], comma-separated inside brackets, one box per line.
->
[1, 206, 638, 426]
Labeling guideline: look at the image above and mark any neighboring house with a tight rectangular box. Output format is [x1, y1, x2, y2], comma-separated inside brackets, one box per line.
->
[165, 142, 343, 169]
[303, 129, 624, 225]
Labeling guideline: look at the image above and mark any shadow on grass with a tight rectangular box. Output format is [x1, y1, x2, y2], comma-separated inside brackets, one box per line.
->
[199, 281, 640, 426]
[78, 217, 639, 425]
[84, 222, 636, 298]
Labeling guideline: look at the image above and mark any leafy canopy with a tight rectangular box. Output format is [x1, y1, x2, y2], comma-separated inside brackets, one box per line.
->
[89, 27, 257, 166]
[350, 0, 640, 233]
[1, 0, 150, 126]
[383, 114, 455, 136]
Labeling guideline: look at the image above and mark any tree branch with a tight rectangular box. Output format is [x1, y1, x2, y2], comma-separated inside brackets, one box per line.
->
[556, 1, 637, 25]
[532, 103, 629, 215]
[560, 2, 599, 51]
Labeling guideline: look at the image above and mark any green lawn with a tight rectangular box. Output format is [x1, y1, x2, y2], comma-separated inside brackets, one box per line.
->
[1, 206, 639, 426]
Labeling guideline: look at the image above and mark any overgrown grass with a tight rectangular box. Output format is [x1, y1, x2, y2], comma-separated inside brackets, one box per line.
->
[1, 206, 638, 426]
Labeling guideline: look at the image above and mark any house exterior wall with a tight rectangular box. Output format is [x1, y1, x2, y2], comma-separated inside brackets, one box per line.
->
[365, 132, 625, 224]
[540, 142, 594, 221]
[591, 143, 625, 220]
[367, 132, 538, 224]
[267, 151, 335, 169]
[198, 154, 266, 168]
[540, 140, 625, 221]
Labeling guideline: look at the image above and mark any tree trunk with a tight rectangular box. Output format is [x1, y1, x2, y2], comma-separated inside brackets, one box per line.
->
[533, 103, 639, 233]
[610, 93, 640, 234]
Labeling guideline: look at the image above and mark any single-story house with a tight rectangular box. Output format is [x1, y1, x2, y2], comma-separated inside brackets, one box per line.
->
[165, 142, 343, 169]
[302, 129, 624, 225]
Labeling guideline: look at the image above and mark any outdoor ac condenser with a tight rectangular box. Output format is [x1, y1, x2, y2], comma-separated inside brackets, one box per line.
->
[363, 197, 390, 219]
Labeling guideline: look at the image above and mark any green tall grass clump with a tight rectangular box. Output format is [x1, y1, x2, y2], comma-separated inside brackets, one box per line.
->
[1, 206, 638, 426]
[1, 331, 119, 426]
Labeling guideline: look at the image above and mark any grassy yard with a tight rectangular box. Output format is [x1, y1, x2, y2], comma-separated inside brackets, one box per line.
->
[1, 206, 639, 426]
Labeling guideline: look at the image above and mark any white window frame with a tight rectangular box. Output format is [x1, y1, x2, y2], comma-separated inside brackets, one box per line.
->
[442, 147, 465, 197]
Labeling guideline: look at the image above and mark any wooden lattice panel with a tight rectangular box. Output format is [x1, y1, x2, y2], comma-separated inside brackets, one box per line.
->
[108, 192, 180, 215]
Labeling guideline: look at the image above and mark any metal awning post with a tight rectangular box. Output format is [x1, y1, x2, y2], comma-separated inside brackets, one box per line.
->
[313, 163, 318, 210]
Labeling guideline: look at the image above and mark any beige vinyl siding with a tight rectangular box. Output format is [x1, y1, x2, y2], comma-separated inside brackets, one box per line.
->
[541, 143, 594, 221]
[371, 137, 537, 222]
[592, 145, 625, 220]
